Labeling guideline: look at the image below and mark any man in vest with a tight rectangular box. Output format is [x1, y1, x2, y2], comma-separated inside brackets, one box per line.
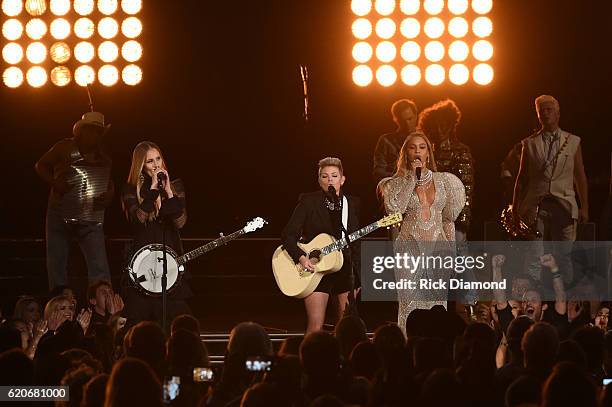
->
[512, 95, 589, 282]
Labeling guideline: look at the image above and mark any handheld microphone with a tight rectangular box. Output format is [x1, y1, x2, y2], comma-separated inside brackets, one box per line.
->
[157, 172, 167, 189]
[415, 158, 422, 180]
[327, 185, 338, 202]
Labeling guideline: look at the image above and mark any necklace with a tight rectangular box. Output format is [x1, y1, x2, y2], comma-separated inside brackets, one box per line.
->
[416, 169, 433, 186]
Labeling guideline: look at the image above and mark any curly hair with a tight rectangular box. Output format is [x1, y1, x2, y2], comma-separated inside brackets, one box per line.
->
[417, 99, 461, 139]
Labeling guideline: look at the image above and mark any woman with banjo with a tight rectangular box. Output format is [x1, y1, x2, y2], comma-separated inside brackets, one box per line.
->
[121, 141, 192, 328]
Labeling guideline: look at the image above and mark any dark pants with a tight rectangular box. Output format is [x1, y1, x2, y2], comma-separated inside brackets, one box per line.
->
[121, 283, 192, 331]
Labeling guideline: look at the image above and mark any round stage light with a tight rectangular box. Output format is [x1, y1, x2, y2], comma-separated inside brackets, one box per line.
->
[75, 65, 95, 85]
[472, 0, 493, 14]
[74, 41, 95, 63]
[2, 19, 23, 40]
[473, 63, 493, 84]
[121, 40, 142, 62]
[121, 16, 142, 38]
[448, 17, 468, 38]
[448, 0, 468, 14]
[98, 17, 119, 39]
[424, 41, 444, 62]
[400, 18, 420, 38]
[424, 17, 444, 38]
[98, 41, 118, 62]
[449, 63, 469, 85]
[424, 0, 443, 15]
[352, 18, 372, 39]
[26, 42, 46, 63]
[2, 42, 23, 64]
[375, 41, 396, 62]
[400, 41, 420, 62]
[401, 64, 420, 85]
[50, 18, 70, 39]
[3, 66, 23, 87]
[352, 65, 372, 87]
[2, 0, 23, 16]
[50, 41, 71, 63]
[50, 0, 70, 15]
[26, 66, 47, 87]
[74, 0, 94, 15]
[425, 64, 445, 85]
[26, 18, 47, 40]
[376, 65, 396, 87]
[473, 16, 492, 37]
[352, 42, 373, 63]
[98, 0, 118, 15]
[122, 63, 142, 85]
[472, 39, 493, 61]
[121, 0, 142, 15]
[50, 66, 71, 86]
[399, 0, 419, 15]
[351, 0, 371, 16]
[375, 18, 396, 39]
[25, 0, 46, 16]
[98, 64, 118, 86]
[448, 40, 469, 61]
[74, 18, 94, 39]
[374, 0, 394, 16]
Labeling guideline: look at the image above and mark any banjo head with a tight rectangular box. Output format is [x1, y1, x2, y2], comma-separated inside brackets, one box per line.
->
[128, 244, 184, 296]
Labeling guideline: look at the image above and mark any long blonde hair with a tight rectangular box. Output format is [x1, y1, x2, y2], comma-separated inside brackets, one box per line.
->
[395, 131, 437, 176]
[124, 141, 175, 221]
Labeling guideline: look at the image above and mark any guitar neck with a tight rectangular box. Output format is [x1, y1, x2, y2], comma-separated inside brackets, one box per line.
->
[321, 221, 380, 255]
[178, 229, 245, 265]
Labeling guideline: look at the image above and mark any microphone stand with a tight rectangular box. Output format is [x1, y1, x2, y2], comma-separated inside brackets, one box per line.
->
[159, 178, 168, 334]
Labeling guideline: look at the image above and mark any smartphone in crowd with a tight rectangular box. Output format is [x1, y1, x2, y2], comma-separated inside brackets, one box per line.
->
[193, 367, 215, 382]
[604, 378, 612, 386]
[163, 376, 181, 403]
[245, 356, 274, 372]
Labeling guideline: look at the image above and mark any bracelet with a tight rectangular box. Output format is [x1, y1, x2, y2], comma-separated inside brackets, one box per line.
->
[552, 272, 562, 279]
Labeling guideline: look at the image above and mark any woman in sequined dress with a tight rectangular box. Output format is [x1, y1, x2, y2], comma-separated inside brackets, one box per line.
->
[378, 132, 466, 334]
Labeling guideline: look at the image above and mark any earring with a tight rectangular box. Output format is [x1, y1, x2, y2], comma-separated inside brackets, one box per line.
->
[139, 173, 144, 183]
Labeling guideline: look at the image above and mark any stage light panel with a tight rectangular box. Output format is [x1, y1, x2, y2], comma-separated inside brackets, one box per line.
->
[74, 0, 94, 16]
[3, 66, 23, 87]
[399, 18, 420, 38]
[2, 0, 22, 16]
[424, 17, 444, 39]
[374, 0, 394, 16]
[352, 41, 373, 63]
[98, 40, 118, 62]
[74, 41, 94, 62]
[423, 0, 444, 15]
[74, 17, 94, 39]
[26, 65, 46, 87]
[98, 0, 118, 15]
[399, 0, 419, 15]
[50, 0, 71, 16]
[448, 0, 469, 15]
[25, 0, 46, 16]
[424, 41, 444, 62]
[472, 39, 492, 61]
[2, 42, 22, 64]
[472, 16, 492, 37]
[50, 18, 71, 39]
[472, 0, 493, 14]
[425, 64, 444, 85]
[121, 63, 141, 85]
[448, 17, 468, 38]
[25, 18, 46, 40]
[98, 17, 118, 39]
[2, 19, 23, 40]
[121, 39, 141, 62]
[74, 64, 94, 85]
[375, 18, 395, 39]
[26, 41, 46, 63]
[376, 64, 396, 86]
[50, 41, 71, 63]
[473, 62, 493, 85]
[121, 0, 142, 15]
[352, 18, 372, 39]
[352, 64, 373, 86]
[50, 65, 71, 86]
[400, 64, 420, 85]
[375, 41, 396, 63]
[449, 63, 469, 84]
[121, 16, 141, 38]
[448, 40, 469, 61]
[351, 0, 371, 16]
[98, 64, 118, 86]
[400, 41, 420, 62]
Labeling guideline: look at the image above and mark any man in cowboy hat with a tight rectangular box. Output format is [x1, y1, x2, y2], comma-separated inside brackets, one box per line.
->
[35, 111, 113, 291]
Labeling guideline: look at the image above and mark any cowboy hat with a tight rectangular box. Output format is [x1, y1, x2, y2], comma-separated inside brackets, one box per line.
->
[72, 111, 110, 137]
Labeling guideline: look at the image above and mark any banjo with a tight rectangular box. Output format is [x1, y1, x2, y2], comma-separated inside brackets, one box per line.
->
[127, 217, 266, 296]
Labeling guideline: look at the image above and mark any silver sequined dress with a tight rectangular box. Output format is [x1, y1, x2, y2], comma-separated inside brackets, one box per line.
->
[379, 172, 466, 334]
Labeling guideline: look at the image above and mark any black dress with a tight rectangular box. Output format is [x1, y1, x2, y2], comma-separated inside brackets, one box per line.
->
[121, 175, 192, 328]
[281, 190, 361, 294]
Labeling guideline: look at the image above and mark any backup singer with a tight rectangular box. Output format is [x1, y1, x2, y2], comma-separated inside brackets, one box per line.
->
[378, 132, 465, 334]
[281, 157, 361, 333]
[121, 141, 191, 328]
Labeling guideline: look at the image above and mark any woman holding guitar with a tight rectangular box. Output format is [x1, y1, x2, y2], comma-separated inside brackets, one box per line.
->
[281, 157, 361, 333]
[121, 141, 192, 328]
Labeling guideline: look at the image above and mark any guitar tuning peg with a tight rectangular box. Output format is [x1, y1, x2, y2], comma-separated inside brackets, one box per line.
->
[219, 232, 224, 237]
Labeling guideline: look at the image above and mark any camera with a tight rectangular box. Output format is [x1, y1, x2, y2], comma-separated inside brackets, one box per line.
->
[163, 376, 180, 403]
[245, 356, 273, 372]
[193, 367, 214, 382]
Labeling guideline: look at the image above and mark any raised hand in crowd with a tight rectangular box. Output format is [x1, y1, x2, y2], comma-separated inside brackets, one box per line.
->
[47, 309, 69, 331]
[106, 293, 125, 316]
[540, 253, 559, 271]
[76, 308, 92, 334]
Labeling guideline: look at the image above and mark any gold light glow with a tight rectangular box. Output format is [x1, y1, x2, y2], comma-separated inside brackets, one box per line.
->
[375, 41, 396, 63]
[399, 0, 419, 15]
[50, 66, 71, 86]
[352, 42, 373, 63]
[374, 0, 394, 16]
[424, 17, 444, 39]
[473, 63, 493, 85]
[3, 66, 23, 87]
[424, 41, 444, 62]
[375, 18, 396, 39]
[98, 64, 118, 86]
[75, 64, 95, 86]
[376, 65, 397, 86]
[448, 17, 468, 38]
[400, 41, 420, 62]
[26, 41, 46, 63]
[2, 19, 23, 41]
[121, 16, 142, 38]
[472, 16, 492, 37]
[401, 64, 420, 85]
[50, 41, 71, 63]
[26, 66, 47, 87]
[351, 0, 371, 16]
[25, 18, 47, 40]
[352, 18, 372, 39]
[423, 0, 444, 15]
[448, 0, 468, 14]
[50, 0, 71, 15]
[74, 0, 94, 15]
[2, 42, 23, 64]
[74, 18, 94, 39]
[74, 41, 95, 63]
[121, 40, 142, 62]
[98, 41, 118, 62]
[472, 39, 493, 61]
[449, 64, 469, 85]
[425, 64, 445, 85]
[98, 0, 118, 15]
[448, 40, 469, 61]
[98, 17, 119, 39]
[121, 0, 142, 15]
[400, 18, 420, 38]
[25, 0, 46, 16]
[122, 63, 142, 85]
[50, 18, 70, 39]
[352, 65, 373, 87]
[472, 0, 493, 14]
[2, 0, 23, 16]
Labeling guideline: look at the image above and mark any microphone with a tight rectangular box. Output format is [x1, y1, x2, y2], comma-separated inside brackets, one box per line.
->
[157, 172, 166, 189]
[327, 185, 338, 202]
[414, 157, 423, 180]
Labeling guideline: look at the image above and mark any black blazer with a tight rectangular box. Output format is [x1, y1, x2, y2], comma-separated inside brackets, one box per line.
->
[281, 190, 361, 264]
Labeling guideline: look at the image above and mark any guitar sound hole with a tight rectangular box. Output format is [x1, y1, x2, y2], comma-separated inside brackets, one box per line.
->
[308, 250, 321, 265]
